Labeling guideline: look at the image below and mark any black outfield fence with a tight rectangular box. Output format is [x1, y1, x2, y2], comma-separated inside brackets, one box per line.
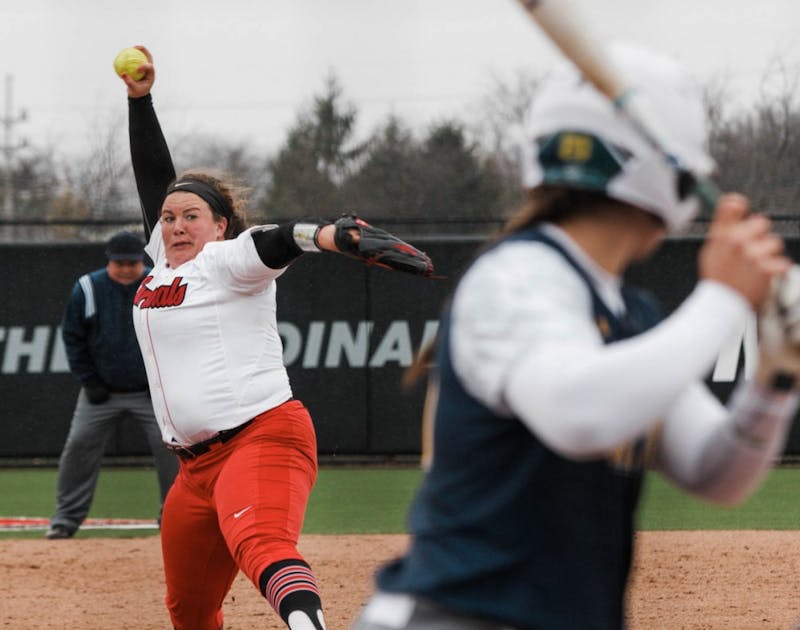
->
[2, 236, 799, 460]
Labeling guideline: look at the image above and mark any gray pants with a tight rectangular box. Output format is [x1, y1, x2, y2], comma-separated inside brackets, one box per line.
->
[352, 592, 518, 630]
[50, 389, 179, 533]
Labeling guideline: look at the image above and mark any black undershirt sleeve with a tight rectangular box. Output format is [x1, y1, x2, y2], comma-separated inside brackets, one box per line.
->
[128, 96, 316, 269]
[128, 94, 176, 238]
[251, 222, 305, 269]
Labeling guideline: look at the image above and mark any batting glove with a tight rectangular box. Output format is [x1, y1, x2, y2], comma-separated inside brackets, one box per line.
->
[757, 265, 800, 391]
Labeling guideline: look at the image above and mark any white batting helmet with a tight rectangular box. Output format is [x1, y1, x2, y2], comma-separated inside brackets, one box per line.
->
[521, 42, 715, 232]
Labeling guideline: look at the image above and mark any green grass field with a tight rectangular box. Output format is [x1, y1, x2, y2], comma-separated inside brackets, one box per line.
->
[1, 465, 798, 538]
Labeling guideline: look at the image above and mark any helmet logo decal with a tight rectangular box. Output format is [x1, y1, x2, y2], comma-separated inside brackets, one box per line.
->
[557, 132, 594, 162]
[538, 131, 624, 190]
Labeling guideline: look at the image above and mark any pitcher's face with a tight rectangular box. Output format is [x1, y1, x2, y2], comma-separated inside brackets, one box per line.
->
[160, 191, 227, 267]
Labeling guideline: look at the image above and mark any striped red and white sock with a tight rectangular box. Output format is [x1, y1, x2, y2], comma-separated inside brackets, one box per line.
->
[260, 560, 326, 630]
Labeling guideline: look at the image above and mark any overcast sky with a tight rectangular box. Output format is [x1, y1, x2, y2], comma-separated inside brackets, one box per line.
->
[2, 0, 799, 160]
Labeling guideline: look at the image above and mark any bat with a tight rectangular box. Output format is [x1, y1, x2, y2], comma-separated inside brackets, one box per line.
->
[516, 0, 720, 215]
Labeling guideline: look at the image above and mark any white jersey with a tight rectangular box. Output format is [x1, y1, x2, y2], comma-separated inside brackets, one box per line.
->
[448, 222, 798, 506]
[133, 226, 292, 446]
[449, 223, 749, 457]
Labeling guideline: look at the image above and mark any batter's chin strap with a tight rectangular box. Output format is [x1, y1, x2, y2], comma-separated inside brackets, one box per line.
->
[259, 559, 326, 630]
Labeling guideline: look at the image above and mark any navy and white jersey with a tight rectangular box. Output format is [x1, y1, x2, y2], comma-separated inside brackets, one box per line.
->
[376, 225, 663, 629]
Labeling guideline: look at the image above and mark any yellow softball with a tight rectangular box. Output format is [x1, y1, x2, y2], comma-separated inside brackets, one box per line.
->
[113, 47, 147, 80]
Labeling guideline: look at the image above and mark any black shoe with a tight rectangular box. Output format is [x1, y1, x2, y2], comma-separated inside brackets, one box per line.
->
[45, 525, 74, 540]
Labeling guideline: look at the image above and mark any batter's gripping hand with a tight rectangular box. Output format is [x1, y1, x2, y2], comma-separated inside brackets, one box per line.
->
[758, 265, 800, 391]
[333, 215, 435, 277]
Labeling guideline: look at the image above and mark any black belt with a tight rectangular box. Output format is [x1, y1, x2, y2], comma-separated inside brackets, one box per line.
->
[166, 417, 255, 460]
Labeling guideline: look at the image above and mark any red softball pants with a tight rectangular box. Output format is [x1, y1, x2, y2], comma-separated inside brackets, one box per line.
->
[160, 399, 318, 630]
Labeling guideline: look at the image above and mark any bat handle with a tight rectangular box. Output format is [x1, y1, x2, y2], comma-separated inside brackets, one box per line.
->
[695, 177, 721, 220]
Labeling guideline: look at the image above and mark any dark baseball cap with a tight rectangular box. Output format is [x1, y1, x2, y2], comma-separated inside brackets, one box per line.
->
[106, 231, 145, 261]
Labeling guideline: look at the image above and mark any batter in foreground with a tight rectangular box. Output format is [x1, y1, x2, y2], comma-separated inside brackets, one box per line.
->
[353, 42, 800, 630]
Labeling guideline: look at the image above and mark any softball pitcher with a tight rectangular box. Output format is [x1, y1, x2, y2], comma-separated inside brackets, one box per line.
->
[352, 43, 800, 629]
[118, 47, 432, 630]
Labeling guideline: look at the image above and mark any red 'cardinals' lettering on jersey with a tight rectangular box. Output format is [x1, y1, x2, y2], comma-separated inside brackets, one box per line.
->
[134, 276, 188, 309]
[136, 228, 292, 445]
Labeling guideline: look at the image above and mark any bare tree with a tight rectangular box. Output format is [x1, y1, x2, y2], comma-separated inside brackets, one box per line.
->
[712, 57, 800, 216]
[52, 112, 139, 240]
[468, 68, 546, 220]
[170, 134, 271, 217]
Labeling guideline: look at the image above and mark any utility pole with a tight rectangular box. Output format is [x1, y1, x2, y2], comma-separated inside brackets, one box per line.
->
[1, 74, 28, 220]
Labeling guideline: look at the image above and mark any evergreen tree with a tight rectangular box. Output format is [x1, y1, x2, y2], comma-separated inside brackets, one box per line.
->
[261, 75, 364, 219]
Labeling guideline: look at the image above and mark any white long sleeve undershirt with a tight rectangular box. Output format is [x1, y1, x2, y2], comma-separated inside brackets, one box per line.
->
[450, 229, 798, 504]
[503, 280, 745, 456]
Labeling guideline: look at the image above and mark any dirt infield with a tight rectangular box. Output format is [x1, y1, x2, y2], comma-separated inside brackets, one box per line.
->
[3, 531, 800, 629]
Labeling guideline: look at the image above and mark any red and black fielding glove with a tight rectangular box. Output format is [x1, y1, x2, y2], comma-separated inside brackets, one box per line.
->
[333, 215, 435, 277]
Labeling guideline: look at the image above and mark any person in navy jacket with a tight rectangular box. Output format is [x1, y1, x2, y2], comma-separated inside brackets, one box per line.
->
[46, 231, 178, 539]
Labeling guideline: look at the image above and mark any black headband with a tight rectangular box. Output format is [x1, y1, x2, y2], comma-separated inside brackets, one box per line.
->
[165, 179, 233, 219]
